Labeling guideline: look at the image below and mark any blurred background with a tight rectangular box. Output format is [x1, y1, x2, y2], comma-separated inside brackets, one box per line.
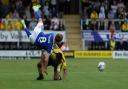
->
[0, 0, 128, 58]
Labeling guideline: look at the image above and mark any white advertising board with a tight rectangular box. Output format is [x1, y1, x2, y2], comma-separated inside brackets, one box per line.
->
[0, 31, 66, 42]
[113, 51, 128, 59]
[0, 50, 41, 57]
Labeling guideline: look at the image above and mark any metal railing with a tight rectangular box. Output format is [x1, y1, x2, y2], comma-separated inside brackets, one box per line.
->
[81, 18, 128, 50]
[81, 18, 128, 31]
[0, 18, 66, 31]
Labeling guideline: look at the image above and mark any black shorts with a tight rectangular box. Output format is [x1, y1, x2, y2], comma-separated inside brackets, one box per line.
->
[48, 52, 62, 67]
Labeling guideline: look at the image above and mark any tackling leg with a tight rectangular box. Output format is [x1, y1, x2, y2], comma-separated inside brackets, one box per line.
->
[36, 50, 49, 80]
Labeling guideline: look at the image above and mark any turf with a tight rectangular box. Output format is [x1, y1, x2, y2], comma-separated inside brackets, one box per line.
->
[0, 59, 128, 89]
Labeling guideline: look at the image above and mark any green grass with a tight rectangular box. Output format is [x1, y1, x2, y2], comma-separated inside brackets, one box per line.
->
[0, 59, 128, 89]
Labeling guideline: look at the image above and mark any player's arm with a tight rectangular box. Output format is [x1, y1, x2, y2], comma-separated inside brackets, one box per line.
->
[61, 52, 67, 80]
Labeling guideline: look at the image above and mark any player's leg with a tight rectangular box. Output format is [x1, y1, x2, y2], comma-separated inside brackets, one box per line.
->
[36, 50, 49, 80]
[21, 18, 44, 44]
[55, 51, 67, 80]
[53, 64, 67, 80]
[53, 66, 62, 80]
[54, 62, 67, 80]
[32, 3, 44, 32]
[41, 50, 49, 74]
[21, 20, 37, 44]
[33, 18, 44, 34]
[53, 53, 63, 80]
[21, 20, 32, 38]
[28, 18, 44, 44]
[37, 62, 44, 80]
[32, 4, 41, 19]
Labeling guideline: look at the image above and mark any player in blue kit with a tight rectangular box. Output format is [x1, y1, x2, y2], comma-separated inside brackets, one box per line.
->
[22, 18, 54, 53]
[21, 18, 65, 80]
[21, 4, 67, 80]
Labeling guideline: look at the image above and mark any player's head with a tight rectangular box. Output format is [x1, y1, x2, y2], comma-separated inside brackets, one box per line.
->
[55, 33, 63, 43]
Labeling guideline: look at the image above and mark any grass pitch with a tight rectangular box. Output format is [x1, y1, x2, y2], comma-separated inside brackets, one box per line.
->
[0, 59, 128, 89]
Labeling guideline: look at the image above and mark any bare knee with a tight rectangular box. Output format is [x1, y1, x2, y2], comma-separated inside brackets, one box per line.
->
[40, 51, 49, 62]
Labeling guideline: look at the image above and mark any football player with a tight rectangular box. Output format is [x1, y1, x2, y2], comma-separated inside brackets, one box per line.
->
[49, 44, 67, 80]
[21, 18, 66, 80]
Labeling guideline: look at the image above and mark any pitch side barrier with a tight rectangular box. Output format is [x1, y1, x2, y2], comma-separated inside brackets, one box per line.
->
[74, 50, 128, 59]
[74, 50, 112, 59]
[0, 50, 74, 60]
[0, 50, 128, 59]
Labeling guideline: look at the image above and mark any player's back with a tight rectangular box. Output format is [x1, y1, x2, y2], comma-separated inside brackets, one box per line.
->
[35, 32, 54, 53]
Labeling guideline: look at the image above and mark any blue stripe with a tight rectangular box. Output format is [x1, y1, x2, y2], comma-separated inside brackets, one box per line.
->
[91, 31, 103, 42]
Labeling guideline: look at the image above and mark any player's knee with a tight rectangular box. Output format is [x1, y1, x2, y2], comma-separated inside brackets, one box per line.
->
[37, 63, 42, 68]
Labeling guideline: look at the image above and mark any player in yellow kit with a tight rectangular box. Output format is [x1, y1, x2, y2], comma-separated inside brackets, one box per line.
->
[48, 43, 67, 80]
